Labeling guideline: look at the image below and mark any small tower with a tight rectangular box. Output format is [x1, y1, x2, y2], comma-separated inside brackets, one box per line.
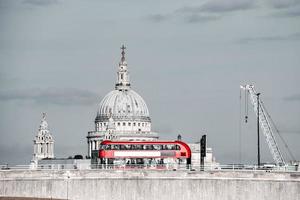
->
[32, 113, 54, 162]
[105, 110, 116, 140]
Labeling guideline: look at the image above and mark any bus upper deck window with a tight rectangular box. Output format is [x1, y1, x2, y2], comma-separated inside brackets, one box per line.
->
[112, 145, 119, 150]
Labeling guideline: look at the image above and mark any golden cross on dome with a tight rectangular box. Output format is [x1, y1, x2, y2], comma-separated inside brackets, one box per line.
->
[121, 45, 126, 51]
[120, 45, 126, 62]
[42, 112, 46, 120]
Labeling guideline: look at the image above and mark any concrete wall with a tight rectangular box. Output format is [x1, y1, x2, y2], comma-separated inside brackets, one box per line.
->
[1, 170, 300, 200]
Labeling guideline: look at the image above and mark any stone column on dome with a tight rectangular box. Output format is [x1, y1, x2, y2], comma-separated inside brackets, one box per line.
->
[90, 141, 92, 156]
[34, 142, 36, 156]
[87, 140, 89, 157]
[50, 143, 52, 157]
[48, 143, 50, 156]
[91, 140, 93, 154]
[51, 142, 54, 157]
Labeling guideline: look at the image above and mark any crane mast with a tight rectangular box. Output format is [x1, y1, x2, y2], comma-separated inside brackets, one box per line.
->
[241, 84, 285, 166]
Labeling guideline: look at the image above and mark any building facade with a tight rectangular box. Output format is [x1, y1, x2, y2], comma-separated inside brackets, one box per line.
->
[87, 45, 158, 157]
[189, 143, 218, 167]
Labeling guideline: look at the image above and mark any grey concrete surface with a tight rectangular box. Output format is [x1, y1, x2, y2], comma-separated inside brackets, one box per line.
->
[0, 170, 300, 200]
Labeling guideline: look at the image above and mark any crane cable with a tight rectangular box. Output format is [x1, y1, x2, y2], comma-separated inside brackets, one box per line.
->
[239, 88, 242, 164]
[245, 89, 248, 123]
[260, 101, 296, 162]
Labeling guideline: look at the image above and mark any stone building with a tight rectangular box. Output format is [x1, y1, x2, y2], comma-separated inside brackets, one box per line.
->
[31, 113, 54, 164]
[189, 143, 218, 167]
[87, 45, 158, 157]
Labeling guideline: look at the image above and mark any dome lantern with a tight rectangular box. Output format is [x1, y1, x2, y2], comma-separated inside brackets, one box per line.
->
[115, 45, 131, 91]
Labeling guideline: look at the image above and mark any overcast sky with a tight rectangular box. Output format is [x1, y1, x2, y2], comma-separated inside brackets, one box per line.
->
[0, 0, 300, 165]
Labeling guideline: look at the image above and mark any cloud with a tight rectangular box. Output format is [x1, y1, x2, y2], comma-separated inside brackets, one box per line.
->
[0, 88, 99, 106]
[267, 0, 300, 18]
[284, 94, 300, 102]
[201, 0, 255, 13]
[237, 32, 300, 43]
[145, 14, 170, 23]
[185, 14, 221, 23]
[144, 0, 256, 24]
[270, 7, 300, 18]
[144, 12, 220, 24]
[22, 0, 58, 6]
[171, 0, 255, 24]
[269, 0, 300, 9]
[178, 0, 255, 14]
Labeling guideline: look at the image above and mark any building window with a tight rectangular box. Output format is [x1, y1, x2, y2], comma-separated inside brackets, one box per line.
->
[128, 122, 131, 126]
[100, 123, 102, 126]
[142, 123, 144, 126]
[118, 122, 120, 126]
[133, 122, 136, 126]
[123, 122, 126, 126]
[138, 123, 140, 126]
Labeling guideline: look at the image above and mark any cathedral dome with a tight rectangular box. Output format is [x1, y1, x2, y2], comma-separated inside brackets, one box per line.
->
[95, 89, 150, 122]
[87, 45, 158, 157]
[94, 45, 151, 124]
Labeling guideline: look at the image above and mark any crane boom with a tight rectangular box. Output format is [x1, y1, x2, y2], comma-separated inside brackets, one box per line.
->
[241, 84, 285, 166]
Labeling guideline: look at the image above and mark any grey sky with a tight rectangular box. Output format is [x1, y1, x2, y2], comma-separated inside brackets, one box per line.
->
[0, 0, 299, 165]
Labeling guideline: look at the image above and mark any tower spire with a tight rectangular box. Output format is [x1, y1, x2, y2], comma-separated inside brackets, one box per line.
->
[39, 112, 49, 131]
[115, 44, 130, 91]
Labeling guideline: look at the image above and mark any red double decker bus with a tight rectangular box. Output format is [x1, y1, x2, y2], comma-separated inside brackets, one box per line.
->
[98, 140, 191, 167]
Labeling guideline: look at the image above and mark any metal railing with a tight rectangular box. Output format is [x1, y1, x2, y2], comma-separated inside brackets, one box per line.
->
[1, 163, 299, 172]
[87, 131, 158, 137]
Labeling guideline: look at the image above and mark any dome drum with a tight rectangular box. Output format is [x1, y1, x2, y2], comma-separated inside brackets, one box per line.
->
[95, 115, 151, 123]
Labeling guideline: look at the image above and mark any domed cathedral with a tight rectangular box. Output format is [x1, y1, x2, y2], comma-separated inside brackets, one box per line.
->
[87, 45, 158, 157]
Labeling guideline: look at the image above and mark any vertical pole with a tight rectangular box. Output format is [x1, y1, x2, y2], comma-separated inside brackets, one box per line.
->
[200, 135, 206, 171]
[199, 138, 201, 169]
[257, 93, 261, 167]
[200, 155, 204, 171]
